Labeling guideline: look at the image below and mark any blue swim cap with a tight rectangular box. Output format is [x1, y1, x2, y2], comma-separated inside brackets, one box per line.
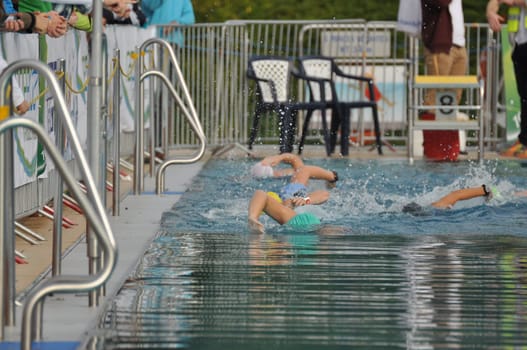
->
[279, 183, 308, 201]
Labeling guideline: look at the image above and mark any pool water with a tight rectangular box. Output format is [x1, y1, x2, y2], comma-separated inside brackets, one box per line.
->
[95, 159, 527, 349]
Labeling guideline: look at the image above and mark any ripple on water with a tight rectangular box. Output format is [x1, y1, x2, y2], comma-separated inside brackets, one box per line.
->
[98, 159, 527, 349]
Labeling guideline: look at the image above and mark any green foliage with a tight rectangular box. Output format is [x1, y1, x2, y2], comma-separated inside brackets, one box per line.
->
[194, 0, 489, 24]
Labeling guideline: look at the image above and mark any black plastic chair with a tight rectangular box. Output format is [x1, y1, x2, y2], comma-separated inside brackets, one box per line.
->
[298, 56, 383, 156]
[246, 56, 333, 154]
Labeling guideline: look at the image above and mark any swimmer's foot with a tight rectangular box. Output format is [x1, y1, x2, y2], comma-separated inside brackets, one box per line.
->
[248, 217, 265, 234]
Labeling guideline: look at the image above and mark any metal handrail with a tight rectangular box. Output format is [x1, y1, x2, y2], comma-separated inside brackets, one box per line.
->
[0, 59, 117, 350]
[148, 70, 206, 194]
[134, 38, 206, 195]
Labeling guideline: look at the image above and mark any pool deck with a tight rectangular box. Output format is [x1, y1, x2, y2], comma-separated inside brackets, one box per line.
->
[3, 144, 513, 349]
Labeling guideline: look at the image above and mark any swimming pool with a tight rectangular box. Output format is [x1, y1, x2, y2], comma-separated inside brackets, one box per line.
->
[93, 159, 527, 349]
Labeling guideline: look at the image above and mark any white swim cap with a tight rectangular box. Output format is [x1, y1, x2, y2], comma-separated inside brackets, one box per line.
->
[251, 162, 274, 178]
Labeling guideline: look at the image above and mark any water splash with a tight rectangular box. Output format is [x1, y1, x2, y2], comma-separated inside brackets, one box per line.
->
[163, 159, 527, 235]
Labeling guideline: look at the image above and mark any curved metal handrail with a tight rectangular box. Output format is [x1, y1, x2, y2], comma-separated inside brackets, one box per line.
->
[144, 71, 206, 194]
[0, 119, 116, 349]
[134, 38, 206, 195]
[140, 38, 204, 136]
[0, 60, 117, 350]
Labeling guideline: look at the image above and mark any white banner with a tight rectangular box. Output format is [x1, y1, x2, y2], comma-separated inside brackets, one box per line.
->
[1, 33, 41, 187]
[1, 26, 154, 188]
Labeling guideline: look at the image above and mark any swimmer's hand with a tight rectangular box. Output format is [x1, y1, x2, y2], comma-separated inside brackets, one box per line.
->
[288, 196, 310, 208]
[248, 217, 265, 234]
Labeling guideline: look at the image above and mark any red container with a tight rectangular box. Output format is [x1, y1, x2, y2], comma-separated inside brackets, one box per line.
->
[420, 113, 460, 162]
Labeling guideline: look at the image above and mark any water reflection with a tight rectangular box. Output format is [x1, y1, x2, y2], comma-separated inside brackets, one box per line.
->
[98, 232, 527, 349]
[95, 159, 527, 349]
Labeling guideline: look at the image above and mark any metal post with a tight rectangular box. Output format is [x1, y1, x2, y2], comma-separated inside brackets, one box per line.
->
[99, 33, 109, 300]
[134, 45, 144, 194]
[52, 59, 66, 277]
[0, 80, 16, 329]
[486, 34, 499, 146]
[149, 53, 156, 178]
[408, 35, 418, 164]
[162, 46, 172, 156]
[86, 0, 104, 307]
[0, 86, 10, 338]
[101, 34, 109, 217]
[161, 45, 169, 159]
[34, 297, 44, 340]
[112, 49, 121, 216]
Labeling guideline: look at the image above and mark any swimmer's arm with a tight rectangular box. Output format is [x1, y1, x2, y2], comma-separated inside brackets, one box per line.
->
[307, 190, 329, 205]
[287, 190, 329, 208]
[514, 190, 527, 197]
[261, 153, 304, 170]
[431, 186, 487, 209]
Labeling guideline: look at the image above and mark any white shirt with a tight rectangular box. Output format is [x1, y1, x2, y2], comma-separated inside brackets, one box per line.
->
[515, 7, 527, 45]
[0, 56, 24, 108]
[449, 0, 466, 47]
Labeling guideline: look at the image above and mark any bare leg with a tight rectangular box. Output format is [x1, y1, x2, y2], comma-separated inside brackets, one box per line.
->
[248, 217, 265, 235]
[248, 190, 297, 233]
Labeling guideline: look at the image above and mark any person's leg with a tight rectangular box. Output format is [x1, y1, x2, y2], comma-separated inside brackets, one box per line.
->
[248, 190, 297, 233]
[422, 49, 461, 161]
[449, 46, 468, 103]
[431, 186, 487, 209]
[423, 50, 454, 108]
[512, 43, 527, 147]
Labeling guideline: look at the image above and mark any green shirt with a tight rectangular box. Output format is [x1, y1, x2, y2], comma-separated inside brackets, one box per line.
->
[18, 0, 53, 12]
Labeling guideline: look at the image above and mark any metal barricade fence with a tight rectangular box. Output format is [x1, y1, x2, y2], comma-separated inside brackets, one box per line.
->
[161, 20, 503, 151]
[298, 21, 410, 146]
[3, 22, 506, 222]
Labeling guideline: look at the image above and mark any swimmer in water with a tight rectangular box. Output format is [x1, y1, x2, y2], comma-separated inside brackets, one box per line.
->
[251, 153, 338, 187]
[403, 184, 527, 214]
[248, 153, 338, 234]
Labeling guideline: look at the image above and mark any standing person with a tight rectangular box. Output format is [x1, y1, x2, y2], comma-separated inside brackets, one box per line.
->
[421, 0, 467, 101]
[15, 0, 68, 37]
[1, 1, 49, 34]
[103, 2, 146, 26]
[51, 0, 143, 31]
[487, 0, 527, 158]
[420, 0, 467, 161]
[3, 0, 16, 14]
[141, 0, 195, 45]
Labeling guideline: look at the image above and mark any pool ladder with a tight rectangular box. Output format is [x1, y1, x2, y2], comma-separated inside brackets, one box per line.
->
[0, 60, 117, 350]
[133, 38, 207, 195]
